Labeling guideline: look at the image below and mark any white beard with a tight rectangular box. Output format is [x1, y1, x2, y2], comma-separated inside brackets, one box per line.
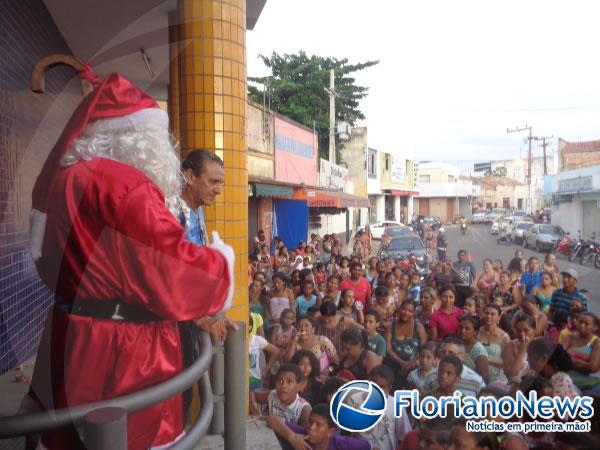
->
[62, 126, 183, 203]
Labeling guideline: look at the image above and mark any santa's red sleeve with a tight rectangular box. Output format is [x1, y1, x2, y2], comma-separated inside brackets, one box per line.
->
[114, 180, 230, 321]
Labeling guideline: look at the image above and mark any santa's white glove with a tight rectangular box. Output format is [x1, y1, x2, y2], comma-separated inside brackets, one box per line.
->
[209, 231, 235, 311]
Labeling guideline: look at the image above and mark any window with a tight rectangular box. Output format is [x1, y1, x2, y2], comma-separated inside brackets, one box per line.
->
[418, 175, 430, 184]
[368, 149, 377, 178]
[385, 155, 390, 171]
[388, 237, 424, 251]
[448, 175, 455, 183]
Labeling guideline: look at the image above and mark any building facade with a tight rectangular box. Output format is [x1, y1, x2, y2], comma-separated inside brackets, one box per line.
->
[379, 151, 417, 223]
[549, 139, 600, 239]
[470, 177, 529, 211]
[414, 162, 479, 222]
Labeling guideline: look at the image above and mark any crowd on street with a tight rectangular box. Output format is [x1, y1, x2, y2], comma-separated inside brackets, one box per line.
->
[247, 225, 599, 450]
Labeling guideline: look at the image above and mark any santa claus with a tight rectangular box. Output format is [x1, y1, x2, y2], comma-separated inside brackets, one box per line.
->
[27, 67, 234, 449]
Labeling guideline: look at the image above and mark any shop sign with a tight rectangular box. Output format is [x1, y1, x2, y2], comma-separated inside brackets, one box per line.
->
[319, 159, 348, 191]
[558, 176, 592, 194]
[391, 156, 407, 183]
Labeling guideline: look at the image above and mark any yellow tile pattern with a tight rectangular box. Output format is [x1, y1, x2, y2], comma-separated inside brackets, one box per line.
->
[168, 12, 181, 144]
[177, 0, 248, 325]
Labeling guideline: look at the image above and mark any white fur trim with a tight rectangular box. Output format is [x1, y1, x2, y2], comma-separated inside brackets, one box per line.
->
[209, 231, 235, 312]
[30, 209, 47, 261]
[87, 108, 168, 134]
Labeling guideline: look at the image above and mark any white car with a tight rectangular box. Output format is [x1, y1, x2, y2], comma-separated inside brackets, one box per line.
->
[370, 221, 405, 239]
[471, 212, 487, 224]
[491, 222, 500, 235]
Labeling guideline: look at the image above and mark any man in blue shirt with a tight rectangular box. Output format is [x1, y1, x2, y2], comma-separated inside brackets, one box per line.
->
[550, 269, 589, 317]
[520, 256, 543, 295]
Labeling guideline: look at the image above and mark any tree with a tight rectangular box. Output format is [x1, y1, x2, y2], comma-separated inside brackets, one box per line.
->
[248, 51, 378, 160]
[484, 167, 507, 177]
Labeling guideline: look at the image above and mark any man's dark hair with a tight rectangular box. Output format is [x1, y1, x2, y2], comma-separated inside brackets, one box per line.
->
[369, 364, 394, 388]
[276, 363, 303, 383]
[374, 285, 388, 298]
[181, 149, 223, 175]
[349, 261, 362, 271]
[311, 403, 336, 427]
[439, 354, 463, 376]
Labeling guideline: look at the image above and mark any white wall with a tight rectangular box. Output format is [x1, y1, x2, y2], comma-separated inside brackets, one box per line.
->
[552, 197, 583, 235]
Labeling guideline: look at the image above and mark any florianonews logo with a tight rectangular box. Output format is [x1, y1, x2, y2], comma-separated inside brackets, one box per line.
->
[330, 380, 387, 432]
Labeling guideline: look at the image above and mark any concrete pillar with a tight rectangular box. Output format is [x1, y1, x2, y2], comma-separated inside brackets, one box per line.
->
[177, 0, 248, 324]
[168, 12, 181, 144]
[394, 196, 401, 222]
[376, 195, 385, 222]
[408, 196, 414, 221]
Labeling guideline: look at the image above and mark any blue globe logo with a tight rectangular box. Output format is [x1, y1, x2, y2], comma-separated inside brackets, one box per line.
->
[330, 380, 387, 432]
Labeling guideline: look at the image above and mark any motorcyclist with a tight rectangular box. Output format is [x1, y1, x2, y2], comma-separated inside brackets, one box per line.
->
[459, 216, 467, 233]
[437, 227, 448, 262]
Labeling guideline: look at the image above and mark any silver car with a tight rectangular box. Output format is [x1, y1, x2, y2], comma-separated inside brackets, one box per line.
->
[524, 224, 564, 252]
[512, 221, 534, 245]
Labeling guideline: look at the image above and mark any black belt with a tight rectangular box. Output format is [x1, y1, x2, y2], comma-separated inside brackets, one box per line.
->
[56, 298, 161, 323]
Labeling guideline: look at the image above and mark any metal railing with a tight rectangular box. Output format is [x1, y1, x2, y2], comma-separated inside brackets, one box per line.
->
[0, 322, 247, 449]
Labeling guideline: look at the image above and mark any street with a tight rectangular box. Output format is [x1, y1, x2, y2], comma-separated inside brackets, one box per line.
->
[445, 224, 600, 313]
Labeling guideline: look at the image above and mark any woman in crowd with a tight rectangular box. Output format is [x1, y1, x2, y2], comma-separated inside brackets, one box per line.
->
[502, 314, 537, 384]
[385, 299, 427, 380]
[274, 246, 290, 273]
[316, 300, 360, 354]
[543, 253, 561, 287]
[493, 268, 522, 332]
[249, 277, 268, 326]
[397, 272, 411, 304]
[290, 349, 323, 405]
[335, 328, 381, 380]
[527, 337, 580, 399]
[366, 257, 379, 284]
[286, 315, 338, 377]
[416, 287, 438, 336]
[562, 311, 600, 394]
[337, 289, 364, 324]
[478, 304, 510, 384]
[430, 284, 462, 340]
[531, 271, 557, 314]
[475, 259, 498, 299]
[517, 295, 548, 337]
[459, 315, 490, 383]
[268, 272, 296, 325]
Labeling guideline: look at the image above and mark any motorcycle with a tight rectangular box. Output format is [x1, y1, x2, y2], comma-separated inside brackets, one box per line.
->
[460, 223, 467, 235]
[568, 231, 585, 262]
[595, 243, 600, 269]
[497, 233, 512, 245]
[579, 232, 597, 265]
[553, 231, 578, 259]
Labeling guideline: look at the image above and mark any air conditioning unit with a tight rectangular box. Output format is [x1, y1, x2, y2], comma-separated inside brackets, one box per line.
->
[336, 122, 351, 141]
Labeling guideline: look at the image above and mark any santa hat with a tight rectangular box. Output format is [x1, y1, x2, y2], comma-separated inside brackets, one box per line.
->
[30, 65, 169, 261]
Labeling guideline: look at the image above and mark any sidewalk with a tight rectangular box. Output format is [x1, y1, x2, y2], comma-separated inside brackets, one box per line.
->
[0, 358, 281, 450]
[0, 357, 34, 450]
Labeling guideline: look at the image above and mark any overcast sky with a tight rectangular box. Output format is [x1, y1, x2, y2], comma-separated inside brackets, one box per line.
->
[247, 0, 600, 165]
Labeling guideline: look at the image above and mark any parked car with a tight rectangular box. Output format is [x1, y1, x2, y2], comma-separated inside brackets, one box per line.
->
[491, 221, 500, 235]
[524, 224, 564, 252]
[512, 221, 534, 245]
[471, 212, 488, 224]
[486, 208, 509, 224]
[380, 235, 429, 268]
[381, 226, 414, 247]
[370, 221, 404, 239]
[422, 216, 441, 230]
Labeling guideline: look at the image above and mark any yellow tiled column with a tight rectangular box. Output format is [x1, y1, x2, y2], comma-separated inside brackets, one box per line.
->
[168, 12, 181, 144]
[177, 0, 248, 324]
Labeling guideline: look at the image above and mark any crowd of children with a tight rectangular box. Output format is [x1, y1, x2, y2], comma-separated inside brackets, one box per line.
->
[247, 231, 600, 450]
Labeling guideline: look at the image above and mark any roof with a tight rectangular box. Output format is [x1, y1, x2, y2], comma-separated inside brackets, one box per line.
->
[560, 138, 600, 154]
[471, 176, 525, 187]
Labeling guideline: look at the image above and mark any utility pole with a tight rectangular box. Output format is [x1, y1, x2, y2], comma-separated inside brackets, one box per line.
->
[507, 125, 533, 213]
[325, 69, 336, 164]
[532, 135, 553, 176]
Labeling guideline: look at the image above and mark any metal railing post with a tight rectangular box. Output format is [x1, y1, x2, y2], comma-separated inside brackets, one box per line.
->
[209, 313, 225, 435]
[224, 321, 246, 450]
[83, 407, 127, 450]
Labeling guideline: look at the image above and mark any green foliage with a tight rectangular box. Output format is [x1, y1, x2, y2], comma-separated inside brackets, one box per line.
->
[248, 51, 378, 159]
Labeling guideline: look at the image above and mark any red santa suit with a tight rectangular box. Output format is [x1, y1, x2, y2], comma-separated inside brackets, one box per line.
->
[28, 69, 233, 450]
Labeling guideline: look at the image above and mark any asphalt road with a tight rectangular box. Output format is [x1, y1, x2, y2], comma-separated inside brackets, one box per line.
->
[445, 224, 600, 313]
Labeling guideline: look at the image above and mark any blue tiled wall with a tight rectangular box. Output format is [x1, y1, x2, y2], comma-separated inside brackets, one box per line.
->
[0, 0, 79, 376]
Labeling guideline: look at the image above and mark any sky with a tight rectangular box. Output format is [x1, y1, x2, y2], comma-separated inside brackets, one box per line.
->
[247, 0, 600, 166]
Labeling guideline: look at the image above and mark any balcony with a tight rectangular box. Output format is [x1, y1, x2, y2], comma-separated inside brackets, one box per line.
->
[417, 182, 479, 198]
